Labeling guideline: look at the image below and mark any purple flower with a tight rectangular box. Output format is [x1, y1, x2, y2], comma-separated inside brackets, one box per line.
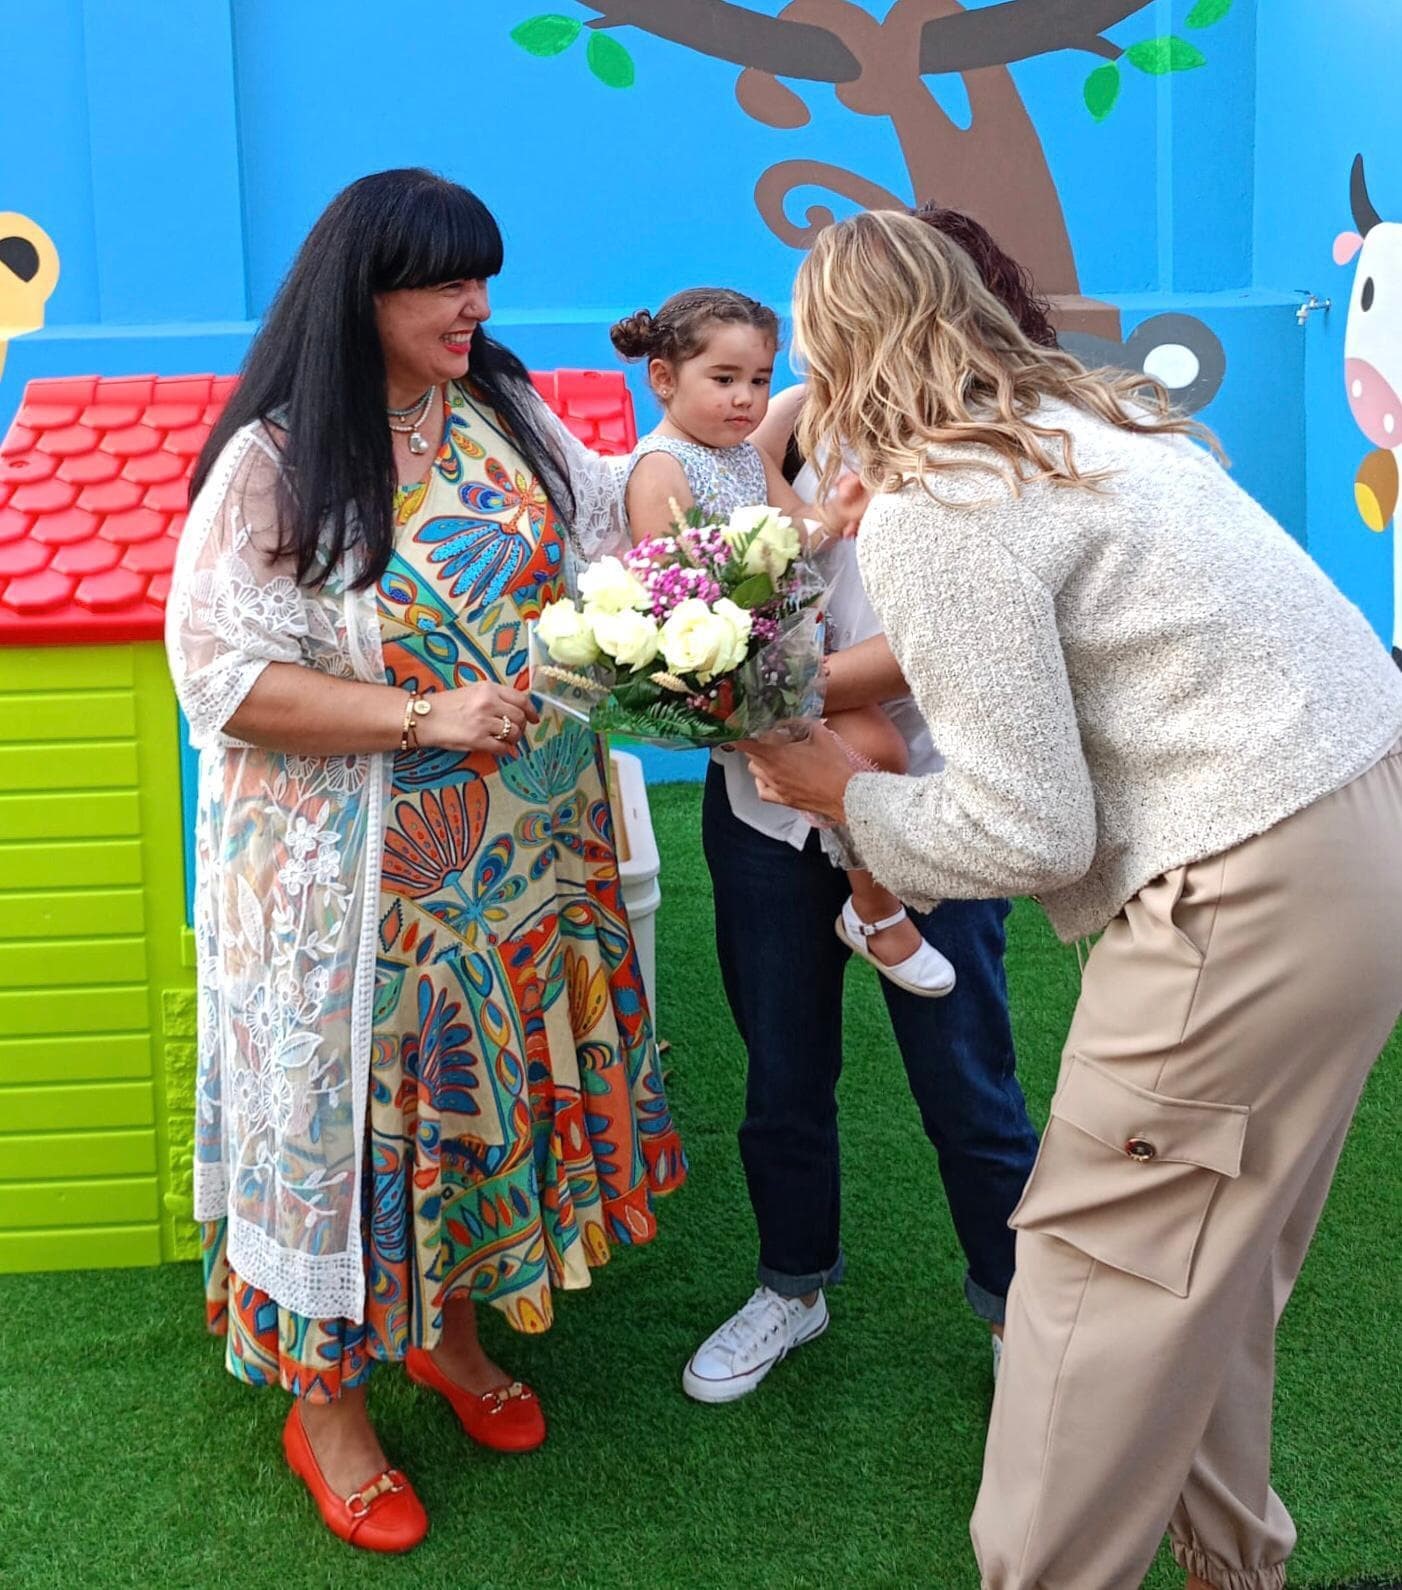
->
[679, 524, 730, 571]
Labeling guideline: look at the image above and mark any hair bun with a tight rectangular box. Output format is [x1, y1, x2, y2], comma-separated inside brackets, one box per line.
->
[610, 309, 657, 360]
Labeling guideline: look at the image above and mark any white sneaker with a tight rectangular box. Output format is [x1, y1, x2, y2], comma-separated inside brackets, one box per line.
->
[835, 897, 957, 998]
[682, 1287, 830, 1404]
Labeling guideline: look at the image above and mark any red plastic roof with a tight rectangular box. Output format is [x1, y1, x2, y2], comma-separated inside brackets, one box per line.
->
[0, 368, 638, 646]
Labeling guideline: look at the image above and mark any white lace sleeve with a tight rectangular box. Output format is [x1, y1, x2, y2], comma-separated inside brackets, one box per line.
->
[531, 393, 632, 561]
[165, 421, 388, 1325]
[166, 426, 319, 749]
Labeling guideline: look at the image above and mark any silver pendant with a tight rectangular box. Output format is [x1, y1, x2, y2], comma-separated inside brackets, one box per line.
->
[408, 431, 429, 456]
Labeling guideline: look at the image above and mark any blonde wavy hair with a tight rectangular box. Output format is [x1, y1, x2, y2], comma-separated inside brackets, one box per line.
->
[793, 209, 1219, 505]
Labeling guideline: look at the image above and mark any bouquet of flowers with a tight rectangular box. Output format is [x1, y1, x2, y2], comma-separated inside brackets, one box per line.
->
[529, 503, 828, 747]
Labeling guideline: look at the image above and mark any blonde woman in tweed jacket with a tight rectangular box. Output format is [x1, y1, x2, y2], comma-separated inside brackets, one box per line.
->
[743, 211, 1402, 1590]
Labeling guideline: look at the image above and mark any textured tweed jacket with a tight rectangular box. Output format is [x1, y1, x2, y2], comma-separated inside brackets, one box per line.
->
[843, 400, 1402, 942]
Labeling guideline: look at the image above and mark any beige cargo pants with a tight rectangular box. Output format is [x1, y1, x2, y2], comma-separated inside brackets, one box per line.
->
[972, 742, 1402, 1590]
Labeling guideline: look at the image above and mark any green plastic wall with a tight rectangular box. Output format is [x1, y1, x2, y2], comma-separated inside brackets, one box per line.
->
[0, 643, 198, 1273]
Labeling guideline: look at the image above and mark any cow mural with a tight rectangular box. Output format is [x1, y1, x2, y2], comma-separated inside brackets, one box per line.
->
[1335, 155, 1402, 664]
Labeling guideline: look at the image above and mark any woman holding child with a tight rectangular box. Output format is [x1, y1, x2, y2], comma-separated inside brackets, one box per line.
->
[744, 208, 1402, 1590]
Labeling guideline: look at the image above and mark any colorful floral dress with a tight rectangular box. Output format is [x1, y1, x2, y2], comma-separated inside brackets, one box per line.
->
[204, 384, 685, 1400]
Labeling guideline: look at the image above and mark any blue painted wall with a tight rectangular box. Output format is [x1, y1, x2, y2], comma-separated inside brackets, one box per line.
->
[2, 0, 1398, 743]
[1254, 0, 1402, 645]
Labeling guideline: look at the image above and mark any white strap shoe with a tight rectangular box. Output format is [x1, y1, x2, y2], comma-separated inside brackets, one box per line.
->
[835, 897, 957, 999]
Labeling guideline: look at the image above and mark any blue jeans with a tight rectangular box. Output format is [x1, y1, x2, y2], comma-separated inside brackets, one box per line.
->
[702, 764, 1039, 1323]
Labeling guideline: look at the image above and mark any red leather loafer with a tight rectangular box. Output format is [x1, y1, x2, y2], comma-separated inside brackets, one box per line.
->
[282, 1402, 428, 1553]
[404, 1346, 547, 1453]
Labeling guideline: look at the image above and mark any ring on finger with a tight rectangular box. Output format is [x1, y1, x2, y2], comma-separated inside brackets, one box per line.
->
[493, 713, 515, 742]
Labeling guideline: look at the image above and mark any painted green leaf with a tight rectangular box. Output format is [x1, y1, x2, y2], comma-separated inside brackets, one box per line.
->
[510, 14, 582, 57]
[1083, 63, 1121, 121]
[1186, 0, 1233, 27]
[587, 30, 636, 88]
[1125, 35, 1207, 74]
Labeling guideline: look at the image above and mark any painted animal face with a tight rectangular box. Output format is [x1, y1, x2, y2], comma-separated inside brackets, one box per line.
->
[1336, 160, 1402, 452]
[0, 212, 60, 345]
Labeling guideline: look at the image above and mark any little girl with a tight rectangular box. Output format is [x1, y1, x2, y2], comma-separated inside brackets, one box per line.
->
[611, 287, 954, 998]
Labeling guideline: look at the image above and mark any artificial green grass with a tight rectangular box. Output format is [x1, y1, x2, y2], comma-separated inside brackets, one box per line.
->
[1, 781, 1399, 1589]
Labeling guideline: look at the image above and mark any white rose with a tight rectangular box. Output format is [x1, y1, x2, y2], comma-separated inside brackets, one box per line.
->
[722, 504, 802, 581]
[577, 555, 649, 615]
[660, 598, 753, 683]
[710, 598, 754, 672]
[536, 598, 601, 668]
[590, 606, 661, 670]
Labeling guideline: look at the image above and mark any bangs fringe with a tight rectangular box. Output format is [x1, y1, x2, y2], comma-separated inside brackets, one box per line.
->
[371, 175, 505, 292]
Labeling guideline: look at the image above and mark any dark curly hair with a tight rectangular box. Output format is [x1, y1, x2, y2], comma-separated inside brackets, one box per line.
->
[911, 204, 1059, 349]
[610, 288, 780, 383]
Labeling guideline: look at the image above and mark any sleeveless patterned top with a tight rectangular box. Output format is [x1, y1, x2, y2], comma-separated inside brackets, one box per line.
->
[628, 433, 768, 520]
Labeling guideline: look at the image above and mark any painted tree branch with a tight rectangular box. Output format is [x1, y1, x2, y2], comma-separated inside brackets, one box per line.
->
[583, 1, 860, 80]
[917, 0, 1150, 73]
[582, 0, 1153, 81]
[754, 161, 906, 248]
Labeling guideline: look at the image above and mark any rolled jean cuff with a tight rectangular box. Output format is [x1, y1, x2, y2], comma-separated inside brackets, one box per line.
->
[757, 1249, 845, 1298]
[964, 1272, 1006, 1325]
[1171, 1537, 1287, 1590]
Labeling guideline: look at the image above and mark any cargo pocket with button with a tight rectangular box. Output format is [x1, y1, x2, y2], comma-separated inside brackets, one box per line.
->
[1009, 1055, 1248, 1296]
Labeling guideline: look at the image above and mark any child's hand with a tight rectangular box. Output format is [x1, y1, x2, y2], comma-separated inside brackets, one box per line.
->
[801, 516, 832, 554]
[826, 472, 869, 538]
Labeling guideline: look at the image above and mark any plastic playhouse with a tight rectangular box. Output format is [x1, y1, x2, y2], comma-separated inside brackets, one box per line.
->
[0, 368, 658, 1277]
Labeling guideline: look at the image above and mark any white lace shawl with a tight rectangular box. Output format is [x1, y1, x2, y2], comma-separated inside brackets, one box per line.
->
[165, 394, 628, 1322]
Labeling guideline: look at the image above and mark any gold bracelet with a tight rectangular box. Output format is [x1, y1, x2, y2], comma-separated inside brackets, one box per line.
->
[399, 691, 431, 752]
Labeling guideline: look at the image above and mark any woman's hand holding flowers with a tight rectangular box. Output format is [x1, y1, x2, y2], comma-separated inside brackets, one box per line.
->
[741, 722, 858, 823]
[416, 682, 539, 756]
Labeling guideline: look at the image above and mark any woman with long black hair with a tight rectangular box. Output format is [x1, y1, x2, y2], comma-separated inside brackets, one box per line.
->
[169, 168, 684, 1551]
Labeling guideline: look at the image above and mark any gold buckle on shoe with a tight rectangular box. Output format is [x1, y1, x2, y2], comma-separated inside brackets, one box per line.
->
[486, 1381, 529, 1412]
[347, 1469, 406, 1515]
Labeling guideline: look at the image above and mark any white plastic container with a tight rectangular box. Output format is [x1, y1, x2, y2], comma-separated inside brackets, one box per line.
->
[609, 749, 661, 1029]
